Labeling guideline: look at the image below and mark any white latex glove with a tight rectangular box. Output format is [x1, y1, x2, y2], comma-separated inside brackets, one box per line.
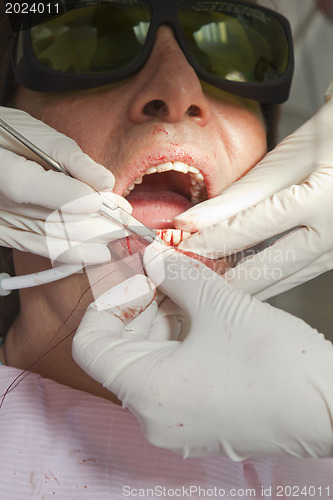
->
[175, 82, 333, 300]
[73, 244, 333, 460]
[0, 106, 131, 264]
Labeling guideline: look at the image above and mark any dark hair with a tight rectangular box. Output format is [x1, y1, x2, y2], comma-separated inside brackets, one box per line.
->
[0, 1, 15, 105]
[0, 249, 19, 338]
[0, 3, 19, 338]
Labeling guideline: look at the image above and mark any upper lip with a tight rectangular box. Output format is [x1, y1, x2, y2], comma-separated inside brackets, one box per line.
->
[113, 147, 218, 200]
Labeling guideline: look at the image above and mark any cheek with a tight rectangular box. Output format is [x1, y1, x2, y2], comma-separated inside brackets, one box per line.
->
[215, 105, 267, 187]
[15, 88, 126, 164]
[232, 113, 267, 175]
[38, 99, 110, 160]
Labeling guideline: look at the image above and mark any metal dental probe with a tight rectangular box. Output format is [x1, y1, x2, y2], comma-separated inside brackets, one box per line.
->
[0, 117, 163, 246]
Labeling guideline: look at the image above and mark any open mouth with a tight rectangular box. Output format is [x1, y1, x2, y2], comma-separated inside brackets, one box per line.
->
[122, 161, 208, 246]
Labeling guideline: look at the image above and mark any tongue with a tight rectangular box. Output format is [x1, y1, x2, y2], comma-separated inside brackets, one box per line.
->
[126, 191, 193, 229]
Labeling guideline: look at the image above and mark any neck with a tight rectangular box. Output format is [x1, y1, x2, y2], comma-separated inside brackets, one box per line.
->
[4, 251, 121, 404]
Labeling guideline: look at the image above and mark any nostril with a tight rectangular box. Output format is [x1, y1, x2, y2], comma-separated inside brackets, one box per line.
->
[186, 105, 201, 117]
[143, 100, 169, 116]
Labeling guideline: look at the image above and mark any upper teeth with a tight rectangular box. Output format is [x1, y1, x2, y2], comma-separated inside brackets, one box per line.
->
[122, 161, 207, 203]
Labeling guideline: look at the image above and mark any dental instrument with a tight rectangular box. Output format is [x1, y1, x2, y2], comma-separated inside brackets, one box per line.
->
[0, 117, 163, 295]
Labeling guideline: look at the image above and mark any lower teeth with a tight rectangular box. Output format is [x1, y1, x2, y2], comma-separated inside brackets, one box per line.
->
[156, 229, 192, 246]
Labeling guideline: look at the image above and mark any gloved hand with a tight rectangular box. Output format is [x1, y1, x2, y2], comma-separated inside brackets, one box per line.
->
[0, 106, 131, 264]
[174, 81, 333, 300]
[72, 244, 333, 460]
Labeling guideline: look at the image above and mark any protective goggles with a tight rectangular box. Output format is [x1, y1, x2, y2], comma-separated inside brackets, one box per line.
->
[10, 0, 294, 104]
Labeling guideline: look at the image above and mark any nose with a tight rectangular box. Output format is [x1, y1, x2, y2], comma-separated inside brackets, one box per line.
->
[128, 26, 212, 126]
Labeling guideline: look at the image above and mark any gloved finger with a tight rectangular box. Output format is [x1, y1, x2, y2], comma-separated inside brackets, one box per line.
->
[1, 201, 126, 263]
[45, 212, 125, 241]
[124, 298, 185, 341]
[45, 220, 130, 266]
[0, 221, 112, 264]
[55, 243, 112, 265]
[0, 107, 115, 192]
[0, 225, 55, 257]
[45, 192, 132, 232]
[92, 274, 156, 315]
[144, 243, 280, 350]
[0, 148, 102, 212]
[143, 312, 183, 341]
[0, 207, 116, 237]
[1, 211, 132, 267]
[173, 133, 319, 232]
[44, 193, 132, 256]
[223, 226, 322, 297]
[0, 207, 116, 264]
[72, 275, 157, 383]
[0, 195, 53, 220]
[174, 98, 333, 232]
[145, 297, 188, 341]
[0, 208, 46, 233]
[254, 250, 333, 301]
[178, 169, 331, 258]
[144, 243, 226, 320]
[123, 301, 159, 339]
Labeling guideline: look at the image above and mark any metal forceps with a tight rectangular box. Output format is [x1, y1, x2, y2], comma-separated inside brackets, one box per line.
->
[0, 117, 163, 246]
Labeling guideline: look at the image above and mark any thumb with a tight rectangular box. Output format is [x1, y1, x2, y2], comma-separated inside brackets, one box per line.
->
[175, 97, 333, 233]
[143, 243, 226, 320]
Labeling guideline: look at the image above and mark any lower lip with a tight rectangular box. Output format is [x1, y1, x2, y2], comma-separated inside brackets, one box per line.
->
[108, 237, 227, 277]
[126, 191, 193, 229]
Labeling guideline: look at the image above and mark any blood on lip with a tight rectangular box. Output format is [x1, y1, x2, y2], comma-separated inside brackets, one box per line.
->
[146, 152, 195, 165]
[152, 126, 168, 135]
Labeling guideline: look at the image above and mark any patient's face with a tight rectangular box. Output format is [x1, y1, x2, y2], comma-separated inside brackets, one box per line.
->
[10, 26, 267, 400]
[15, 26, 267, 243]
